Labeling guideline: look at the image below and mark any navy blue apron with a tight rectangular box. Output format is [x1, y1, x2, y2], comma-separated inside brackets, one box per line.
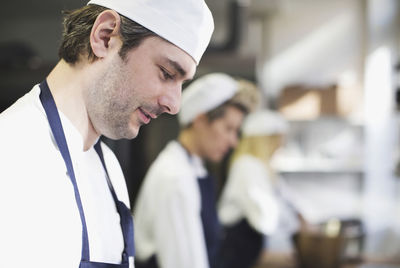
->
[134, 255, 159, 268]
[217, 219, 264, 268]
[197, 173, 221, 268]
[39, 80, 134, 268]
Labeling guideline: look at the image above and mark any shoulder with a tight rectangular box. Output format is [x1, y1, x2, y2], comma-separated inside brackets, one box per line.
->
[0, 85, 60, 168]
[227, 155, 269, 186]
[147, 141, 194, 181]
[0, 86, 49, 147]
[231, 155, 266, 173]
[141, 141, 199, 199]
[0, 85, 42, 126]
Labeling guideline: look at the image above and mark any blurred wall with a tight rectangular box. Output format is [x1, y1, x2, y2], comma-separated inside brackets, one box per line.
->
[363, 0, 400, 257]
[0, 1, 83, 63]
[258, 0, 364, 106]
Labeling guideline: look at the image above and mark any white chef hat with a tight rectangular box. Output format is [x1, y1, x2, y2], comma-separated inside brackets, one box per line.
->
[242, 110, 289, 137]
[178, 73, 238, 126]
[87, 0, 214, 65]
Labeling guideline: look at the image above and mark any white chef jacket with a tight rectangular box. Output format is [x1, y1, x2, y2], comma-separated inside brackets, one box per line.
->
[0, 85, 133, 267]
[218, 155, 279, 235]
[134, 141, 210, 268]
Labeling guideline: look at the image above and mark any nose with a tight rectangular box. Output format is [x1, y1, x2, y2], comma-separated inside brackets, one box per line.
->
[158, 84, 181, 115]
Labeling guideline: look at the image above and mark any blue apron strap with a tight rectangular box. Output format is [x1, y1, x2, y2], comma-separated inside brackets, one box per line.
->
[94, 141, 135, 259]
[39, 80, 90, 261]
[93, 142, 119, 202]
[117, 200, 135, 258]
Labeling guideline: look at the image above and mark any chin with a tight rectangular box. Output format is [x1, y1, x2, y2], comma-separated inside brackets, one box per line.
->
[125, 128, 140, 140]
[122, 122, 140, 140]
[104, 126, 140, 140]
[209, 154, 224, 163]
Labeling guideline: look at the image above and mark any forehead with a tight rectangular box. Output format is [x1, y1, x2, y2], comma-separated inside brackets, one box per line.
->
[136, 36, 196, 79]
[211, 106, 245, 126]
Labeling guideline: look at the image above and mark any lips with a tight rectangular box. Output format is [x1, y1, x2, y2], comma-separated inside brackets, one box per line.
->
[138, 108, 150, 124]
[138, 108, 157, 124]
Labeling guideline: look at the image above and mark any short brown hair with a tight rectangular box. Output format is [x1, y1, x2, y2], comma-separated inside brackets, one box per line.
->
[58, 4, 156, 64]
[205, 79, 261, 123]
[205, 101, 248, 123]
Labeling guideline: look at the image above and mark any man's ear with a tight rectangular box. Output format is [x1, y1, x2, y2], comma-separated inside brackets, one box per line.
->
[90, 10, 121, 58]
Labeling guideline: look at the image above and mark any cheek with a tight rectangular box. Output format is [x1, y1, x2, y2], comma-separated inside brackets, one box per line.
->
[118, 72, 147, 107]
[208, 128, 228, 154]
[214, 127, 229, 144]
[128, 74, 160, 102]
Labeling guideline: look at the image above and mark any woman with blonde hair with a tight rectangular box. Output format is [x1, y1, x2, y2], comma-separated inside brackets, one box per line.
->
[218, 109, 289, 268]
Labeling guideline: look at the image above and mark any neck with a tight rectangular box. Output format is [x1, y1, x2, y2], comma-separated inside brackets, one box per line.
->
[46, 60, 99, 151]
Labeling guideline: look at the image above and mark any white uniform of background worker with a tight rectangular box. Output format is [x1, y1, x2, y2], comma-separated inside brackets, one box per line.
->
[134, 74, 259, 268]
[0, 0, 213, 267]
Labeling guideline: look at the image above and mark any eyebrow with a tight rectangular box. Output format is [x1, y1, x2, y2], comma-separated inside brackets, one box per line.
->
[165, 59, 188, 78]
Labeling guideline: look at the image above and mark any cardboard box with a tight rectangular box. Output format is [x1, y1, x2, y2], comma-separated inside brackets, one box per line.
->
[278, 84, 340, 120]
[292, 231, 344, 268]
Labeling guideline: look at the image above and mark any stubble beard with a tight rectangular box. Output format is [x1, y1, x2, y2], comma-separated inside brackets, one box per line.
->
[86, 57, 139, 140]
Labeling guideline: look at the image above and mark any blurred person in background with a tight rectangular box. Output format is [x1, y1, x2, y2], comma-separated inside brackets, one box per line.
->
[134, 73, 260, 268]
[218, 109, 297, 268]
[0, 0, 213, 267]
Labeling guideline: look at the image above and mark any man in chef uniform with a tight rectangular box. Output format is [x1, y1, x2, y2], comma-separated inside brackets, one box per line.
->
[0, 0, 214, 267]
[134, 73, 260, 268]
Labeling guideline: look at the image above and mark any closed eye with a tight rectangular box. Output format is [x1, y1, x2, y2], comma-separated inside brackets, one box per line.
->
[160, 67, 174, 81]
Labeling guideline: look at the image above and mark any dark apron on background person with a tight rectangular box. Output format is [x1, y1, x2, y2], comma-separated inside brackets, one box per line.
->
[134, 255, 159, 268]
[217, 218, 264, 268]
[197, 173, 221, 268]
[39, 80, 135, 268]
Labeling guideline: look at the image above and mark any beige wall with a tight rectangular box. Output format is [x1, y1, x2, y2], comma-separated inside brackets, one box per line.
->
[257, 0, 364, 101]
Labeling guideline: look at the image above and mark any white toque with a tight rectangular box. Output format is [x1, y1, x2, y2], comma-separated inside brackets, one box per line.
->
[87, 0, 214, 64]
[242, 110, 288, 136]
[178, 73, 238, 126]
